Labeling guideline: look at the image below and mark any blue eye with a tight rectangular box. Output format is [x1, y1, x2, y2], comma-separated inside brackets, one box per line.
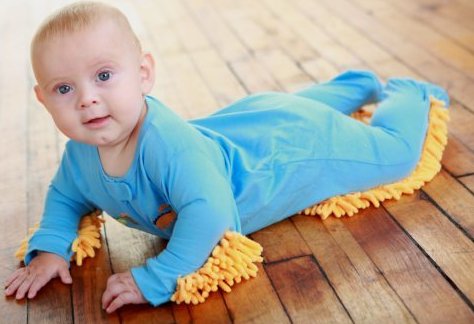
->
[97, 71, 111, 82]
[57, 84, 72, 94]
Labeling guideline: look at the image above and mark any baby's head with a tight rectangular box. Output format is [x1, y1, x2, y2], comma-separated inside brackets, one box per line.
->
[32, 1, 155, 147]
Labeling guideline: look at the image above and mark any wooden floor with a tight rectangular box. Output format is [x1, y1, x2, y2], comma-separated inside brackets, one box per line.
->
[1, 0, 474, 323]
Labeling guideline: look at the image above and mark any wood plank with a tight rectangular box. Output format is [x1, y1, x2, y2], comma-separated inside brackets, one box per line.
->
[414, 0, 474, 33]
[0, 1, 31, 323]
[171, 303, 192, 324]
[223, 263, 290, 323]
[309, 0, 474, 112]
[459, 174, 474, 193]
[293, 215, 416, 323]
[253, 48, 313, 92]
[189, 48, 247, 107]
[448, 103, 474, 150]
[352, 0, 474, 80]
[180, 0, 248, 62]
[188, 292, 231, 324]
[230, 56, 280, 93]
[104, 216, 176, 323]
[71, 227, 119, 324]
[266, 256, 352, 323]
[250, 219, 311, 263]
[422, 169, 474, 237]
[384, 196, 474, 302]
[442, 136, 474, 176]
[344, 206, 474, 323]
[384, 0, 474, 53]
[257, 0, 361, 69]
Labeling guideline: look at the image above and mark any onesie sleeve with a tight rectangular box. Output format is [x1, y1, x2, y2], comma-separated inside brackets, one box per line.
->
[24, 145, 95, 266]
[131, 148, 240, 306]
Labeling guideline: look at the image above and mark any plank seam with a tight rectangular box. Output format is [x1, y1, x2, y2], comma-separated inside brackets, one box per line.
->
[383, 204, 474, 311]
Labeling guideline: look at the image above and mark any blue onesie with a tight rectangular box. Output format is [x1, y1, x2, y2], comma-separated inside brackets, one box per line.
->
[24, 70, 449, 306]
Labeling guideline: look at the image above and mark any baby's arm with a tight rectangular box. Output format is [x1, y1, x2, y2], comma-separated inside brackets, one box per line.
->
[4, 146, 94, 299]
[131, 148, 238, 306]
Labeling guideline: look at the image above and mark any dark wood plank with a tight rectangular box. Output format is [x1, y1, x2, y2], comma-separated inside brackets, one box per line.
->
[448, 103, 474, 150]
[250, 219, 312, 263]
[422, 169, 474, 237]
[71, 228, 119, 324]
[188, 292, 231, 324]
[384, 196, 474, 302]
[442, 136, 474, 176]
[266, 256, 352, 323]
[223, 263, 291, 323]
[293, 215, 416, 323]
[459, 174, 474, 193]
[345, 206, 474, 322]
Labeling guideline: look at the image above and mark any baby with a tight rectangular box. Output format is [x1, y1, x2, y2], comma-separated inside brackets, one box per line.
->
[4, 1, 449, 313]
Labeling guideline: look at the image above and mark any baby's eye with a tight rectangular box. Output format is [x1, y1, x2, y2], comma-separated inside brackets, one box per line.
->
[56, 84, 72, 95]
[97, 71, 111, 82]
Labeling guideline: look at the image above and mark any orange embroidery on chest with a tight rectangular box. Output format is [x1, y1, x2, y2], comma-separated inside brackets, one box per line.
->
[155, 204, 177, 230]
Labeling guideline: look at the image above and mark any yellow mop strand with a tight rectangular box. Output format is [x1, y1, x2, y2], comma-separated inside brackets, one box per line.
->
[300, 96, 450, 219]
[15, 210, 104, 266]
[171, 231, 263, 305]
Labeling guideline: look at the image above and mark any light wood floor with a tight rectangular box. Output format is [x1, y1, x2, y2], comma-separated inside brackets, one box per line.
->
[1, 0, 473, 323]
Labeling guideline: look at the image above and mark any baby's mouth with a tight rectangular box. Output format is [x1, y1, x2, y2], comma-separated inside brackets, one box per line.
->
[84, 115, 111, 128]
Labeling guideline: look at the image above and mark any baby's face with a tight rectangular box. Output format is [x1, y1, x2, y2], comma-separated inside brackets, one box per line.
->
[33, 20, 154, 147]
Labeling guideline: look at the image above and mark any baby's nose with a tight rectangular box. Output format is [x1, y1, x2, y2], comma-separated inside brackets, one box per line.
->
[80, 99, 98, 108]
[78, 88, 99, 109]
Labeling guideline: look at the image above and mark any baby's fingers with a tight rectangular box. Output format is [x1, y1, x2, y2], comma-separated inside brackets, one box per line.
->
[26, 274, 51, 299]
[4, 268, 29, 297]
[15, 271, 38, 300]
[4, 268, 26, 289]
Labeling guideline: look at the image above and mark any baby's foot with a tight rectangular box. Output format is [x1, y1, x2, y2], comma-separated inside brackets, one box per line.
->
[383, 78, 449, 106]
[331, 69, 384, 104]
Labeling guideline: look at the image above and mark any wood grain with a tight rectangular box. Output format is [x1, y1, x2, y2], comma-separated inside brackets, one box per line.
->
[459, 175, 474, 193]
[266, 256, 352, 323]
[223, 263, 290, 323]
[345, 207, 474, 323]
[250, 219, 312, 263]
[385, 196, 474, 302]
[293, 215, 416, 323]
[422, 169, 474, 237]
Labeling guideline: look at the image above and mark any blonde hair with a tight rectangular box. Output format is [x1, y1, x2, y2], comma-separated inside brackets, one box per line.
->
[31, 1, 142, 66]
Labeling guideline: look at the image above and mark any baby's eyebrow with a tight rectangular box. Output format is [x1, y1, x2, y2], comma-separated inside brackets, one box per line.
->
[44, 77, 68, 89]
[88, 59, 118, 69]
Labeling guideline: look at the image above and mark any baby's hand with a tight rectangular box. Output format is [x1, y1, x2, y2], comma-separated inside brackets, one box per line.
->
[4, 252, 72, 299]
[102, 271, 147, 313]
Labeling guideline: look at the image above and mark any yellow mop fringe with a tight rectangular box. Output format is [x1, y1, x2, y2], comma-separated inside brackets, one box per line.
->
[170, 231, 263, 305]
[300, 96, 450, 219]
[15, 210, 104, 266]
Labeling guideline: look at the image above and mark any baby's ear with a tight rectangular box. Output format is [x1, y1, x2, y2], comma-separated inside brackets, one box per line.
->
[34, 85, 45, 105]
[140, 52, 155, 95]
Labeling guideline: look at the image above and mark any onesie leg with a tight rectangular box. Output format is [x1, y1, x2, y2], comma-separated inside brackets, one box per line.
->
[294, 70, 383, 115]
[306, 78, 449, 199]
[371, 78, 449, 155]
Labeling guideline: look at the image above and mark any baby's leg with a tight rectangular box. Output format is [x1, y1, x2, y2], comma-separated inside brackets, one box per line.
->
[318, 78, 448, 195]
[294, 70, 383, 115]
[371, 78, 449, 154]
